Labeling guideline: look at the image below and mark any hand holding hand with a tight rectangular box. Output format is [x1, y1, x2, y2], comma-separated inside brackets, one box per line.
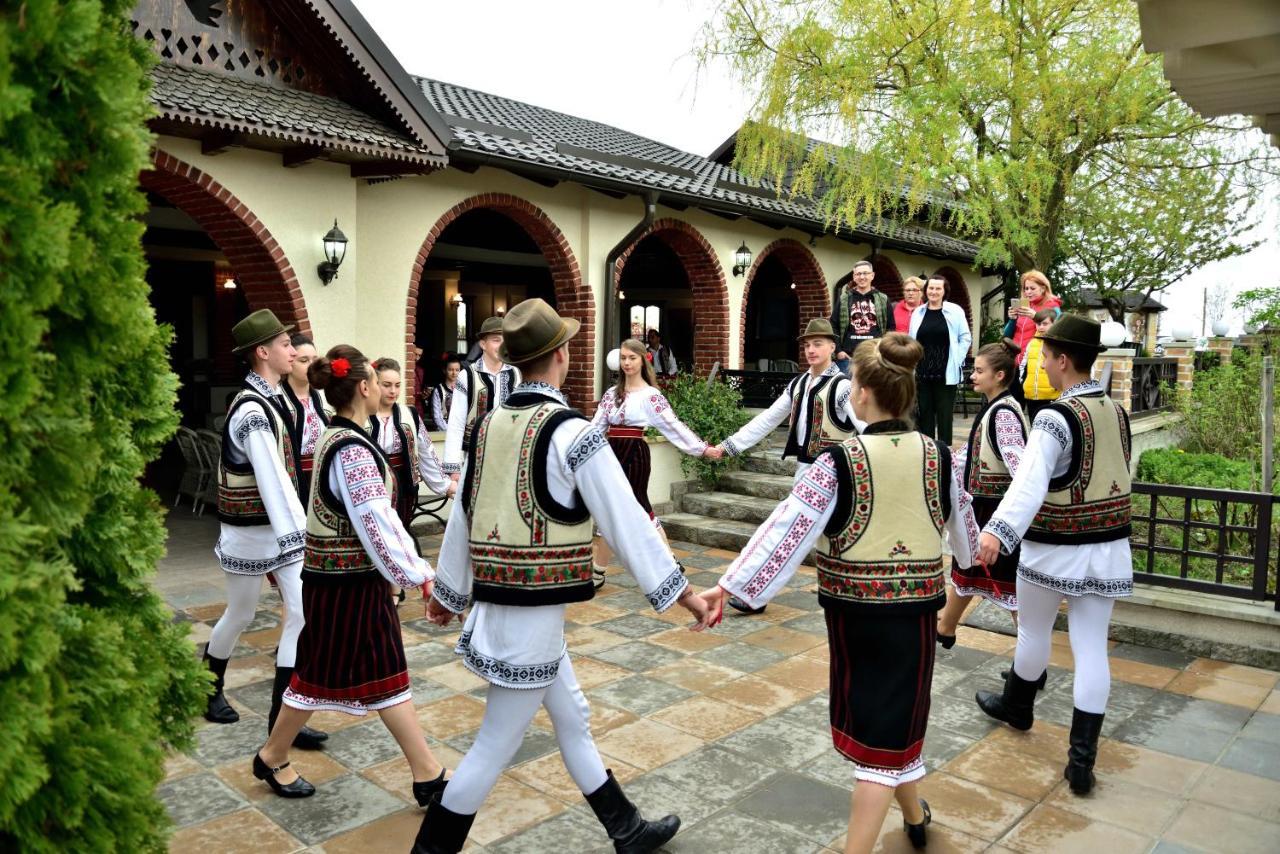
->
[702, 445, 725, 461]
[420, 579, 434, 601]
[679, 587, 712, 631]
[450, 472, 461, 484]
[426, 595, 455, 626]
[977, 532, 1002, 568]
[699, 586, 726, 629]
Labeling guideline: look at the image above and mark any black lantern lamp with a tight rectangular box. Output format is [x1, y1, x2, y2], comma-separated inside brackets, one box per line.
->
[732, 241, 752, 277]
[317, 219, 348, 285]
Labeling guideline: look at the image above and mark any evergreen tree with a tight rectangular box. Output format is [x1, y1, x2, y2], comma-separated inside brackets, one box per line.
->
[0, 1, 206, 849]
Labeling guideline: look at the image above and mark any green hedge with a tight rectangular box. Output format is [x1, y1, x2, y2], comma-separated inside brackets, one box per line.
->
[0, 2, 205, 850]
[1135, 448, 1257, 491]
[661, 375, 752, 486]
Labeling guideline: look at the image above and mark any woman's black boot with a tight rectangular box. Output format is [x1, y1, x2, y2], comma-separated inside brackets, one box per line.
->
[1065, 708, 1105, 794]
[976, 668, 1039, 730]
[584, 770, 680, 853]
[1000, 668, 1047, 691]
[411, 795, 475, 854]
[203, 652, 239, 724]
[904, 798, 931, 849]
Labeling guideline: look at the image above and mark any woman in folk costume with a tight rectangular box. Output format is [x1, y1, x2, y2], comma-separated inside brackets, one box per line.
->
[701, 333, 979, 854]
[589, 338, 723, 587]
[279, 333, 331, 502]
[414, 299, 711, 854]
[370, 357, 454, 521]
[936, 340, 1029, 650]
[715, 317, 862, 615]
[975, 315, 1132, 797]
[442, 316, 522, 483]
[205, 310, 327, 750]
[252, 346, 450, 802]
[429, 354, 462, 432]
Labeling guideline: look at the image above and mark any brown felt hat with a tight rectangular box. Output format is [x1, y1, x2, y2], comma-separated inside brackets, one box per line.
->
[499, 299, 581, 365]
[1037, 313, 1107, 352]
[232, 309, 294, 354]
[477, 316, 505, 339]
[797, 318, 838, 343]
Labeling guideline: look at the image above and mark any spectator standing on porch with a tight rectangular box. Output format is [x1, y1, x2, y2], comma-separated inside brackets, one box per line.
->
[894, 276, 924, 333]
[646, 328, 678, 378]
[832, 259, 895, 372]
[1003, 270, 1062, 363]
[909, 274, 971, 445]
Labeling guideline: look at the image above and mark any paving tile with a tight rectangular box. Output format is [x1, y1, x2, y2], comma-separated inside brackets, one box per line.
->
[156, 771, 247, 828]
[317, 806, 425, 853]
[770, 590, 824, 612]
[636, 743, 777, 806]
[506, 751, 641, 804]
[321, 720, 405, 769]
[999, 803, 1152, 854]
[679, 553, 731, 570]
[720, 719, 830, 770]
[914, 771, 1034, 840]
[446, 726, 560, 767]
[594, 613, 671, 639]
[1092, 739, 1209, 796]
[223, 653, 279, 689]
[943, 737, 1064, 800]
[1260, 689, 1280, 716]
[254, 772, 407, 845]
[561, 625, 631, 656]
[772, 694, 831, 732]
[417, 694, 488, 739]
[1239, 710, 1280, 745]
[562, 600, 629, 626]
[225, 678, 275, 719]
[589, 674, 693, 716]
[709, 674, 815, 716]
[754, 656, 831, 693]
[465, 775, 568, 846]
[403, 641, 461, 670]
[1217, 736, 1280, 781]
[359, 755, 421, 804]
[216, 750, 349, 804]
[424, 660, 487, 693]
[1162, 799, 1280, 854]
[1184, 658, 1280, 689]
[192, 718, 271, 766]
[583, 700, 638, 737]
[1107, 656, 1180, 690]
[755, 602, 809, 625]
[592, 718, 704, 771]
[1044, 775, 1183, 837]
[649, 695, 763, 740]
[857, 803, 992, 853]
[695, 641, 789, 673]
[568, 656, 631, 690]
[166, 807, 304, 852]
[1188, 764, 1280, 824]
[1165, 670, 1272, 709]
[741, 624, 827, 655]
[782, 612, 830, 636]
[668, 807, 822, 853]
[646, 657, 743, 693]
[923, 693, 999, 740]
[733, 771, 851, 845]
[644, 624, 731, 653]
[164, 750, 203, 782]
[954, 625, 1016, 654]
[590, 640, 686, 673]
[1112, 715, 1234, 763]
[487, 805, 605, 852]
[922, 727, 980, 770]
[578, 769, 722, 829]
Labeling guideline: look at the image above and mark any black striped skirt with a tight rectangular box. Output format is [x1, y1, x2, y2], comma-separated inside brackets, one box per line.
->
[825, 608, 936, 786]
[284, 569, 411, 715]
[950, 498, 1019, 608]
[387, 452, 416, 529]
[608, 426, 653, 518]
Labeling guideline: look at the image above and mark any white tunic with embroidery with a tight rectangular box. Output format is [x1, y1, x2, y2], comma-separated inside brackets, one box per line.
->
[717, 441, 979, 611]
[432, 382, 689, 690]
[328, 443, 434, 589]
[983, 380, 1134, 598]
[373, 409, 452, 496]
[213, 372, 307, 575]
[298, 394, 325, 457]
[442, 360, 520, 473]
[589, 385, 708, 455]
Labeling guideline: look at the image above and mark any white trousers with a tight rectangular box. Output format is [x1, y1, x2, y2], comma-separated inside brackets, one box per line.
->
[440, 653, 608, 815]
[1012, 575, 1115, 714]
[206, 562, 304, 668]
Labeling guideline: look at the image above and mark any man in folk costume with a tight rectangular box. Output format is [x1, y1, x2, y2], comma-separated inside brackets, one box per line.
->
[205, 310, 327, 749]
[413, 299, 712, 854]
[715, 318, 863, 614]
[974, 315, 1132, 796]
[442, 316, 522, 484]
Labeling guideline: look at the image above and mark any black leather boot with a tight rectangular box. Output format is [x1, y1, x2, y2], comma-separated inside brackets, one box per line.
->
[1064, 707, 1105, 795]
[584, 769, 680, 853]
[203, 652, 239, 724]
[1000, 668, 1048, 691]
[267, 666, 328, 749]
[411, 795, 475, 854]
[976, 668, 1039, 730]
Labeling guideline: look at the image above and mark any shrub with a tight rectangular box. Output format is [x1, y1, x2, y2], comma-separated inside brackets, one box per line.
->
[662, 374, 752, 486]
[0, 2, 205, 850]
[1135, 448, 1257, 492]
[1174, 348, 1280, 476]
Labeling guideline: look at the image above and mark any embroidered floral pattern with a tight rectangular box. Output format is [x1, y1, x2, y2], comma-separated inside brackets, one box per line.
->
[816, 554, 945, 604]
[986, 518, 1021, 552]
[1018, 564, 1133, 597]
[565, 426, 607, 472]
[828, 441, 873, 553]
[235, 412, 273, 444]
[741, 515, 815, 598]
[1036, 414, 1071, 450]
[457, 631, 563, 688]
[433, 578, 470, 613]
[646, 566, 688, 612]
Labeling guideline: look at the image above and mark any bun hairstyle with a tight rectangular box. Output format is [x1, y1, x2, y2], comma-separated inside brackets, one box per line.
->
[851, 332, 923, 418]
[309, 345, 370, 411]
[977, 338, 1022, 388]
[372, 357, 401, 376]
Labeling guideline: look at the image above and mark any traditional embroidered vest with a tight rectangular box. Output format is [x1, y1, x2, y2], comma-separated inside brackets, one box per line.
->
[371, 402, 422, 488]
[462, 364, 520, 451]
[303, 421, 398, 576]
[217, 388, 298, 526]
[815, 428, 949, 613]
[964, 392, 1028, 510]
[782, 371, 857, 464]
[463, 396, 594, 606]
[1026, 393, 1132, 545]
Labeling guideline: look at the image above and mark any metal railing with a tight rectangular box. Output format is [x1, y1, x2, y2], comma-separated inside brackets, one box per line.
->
[720, 369, 798, 408]
[1130, 357, 1178, 415]
[1130, 482, 1278, 608]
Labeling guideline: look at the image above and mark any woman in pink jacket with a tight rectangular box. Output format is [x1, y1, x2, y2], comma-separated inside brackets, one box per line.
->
[1003, 270, 1061, 363]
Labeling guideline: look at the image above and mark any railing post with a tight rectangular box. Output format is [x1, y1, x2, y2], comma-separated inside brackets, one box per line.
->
[1263, 356, 1274, 494]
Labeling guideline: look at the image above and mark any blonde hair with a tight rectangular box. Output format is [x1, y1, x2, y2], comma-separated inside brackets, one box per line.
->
[1020, 270, 1054, 299]
[851, 333, 923, 418]
[613, 338, 657, 402]
[901, 276, 924, 294]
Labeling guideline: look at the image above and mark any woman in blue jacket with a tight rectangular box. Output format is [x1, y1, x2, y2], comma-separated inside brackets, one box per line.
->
[908, 275, 972, 444]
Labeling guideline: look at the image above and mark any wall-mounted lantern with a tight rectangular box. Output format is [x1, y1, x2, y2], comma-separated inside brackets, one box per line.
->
[732, 242, 752, 277]
[317, 219, 348, 285]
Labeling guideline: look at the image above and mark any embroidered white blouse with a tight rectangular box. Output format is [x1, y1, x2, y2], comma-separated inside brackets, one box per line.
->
[213, 372, 307, 576]
[429, 383, 455, 432]
[326, 442, 433, 589]
[589, 386, 708, 456]
[373, 405, 451, 496]
[297, 394, 325, 458]
[721, 364, 862, 457]
[432, 382, 689, 690]
[983, 381, 1134, 598]
[952, 403, 1027, 483]
[442, 360, 521, 473]
[718, 433, 980, 611]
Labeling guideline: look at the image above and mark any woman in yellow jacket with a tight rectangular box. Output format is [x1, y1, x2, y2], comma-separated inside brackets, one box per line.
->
[1021, 309, 1061, 418]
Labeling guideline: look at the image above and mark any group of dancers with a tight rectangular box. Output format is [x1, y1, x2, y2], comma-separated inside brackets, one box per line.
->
[200, 294, 1131, 854]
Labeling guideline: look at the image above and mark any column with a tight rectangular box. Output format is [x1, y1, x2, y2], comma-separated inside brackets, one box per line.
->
[1092, 347, 1136, 411]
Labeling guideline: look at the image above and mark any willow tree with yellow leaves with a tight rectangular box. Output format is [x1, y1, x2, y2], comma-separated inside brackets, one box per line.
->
[700, 0, 1275, 279]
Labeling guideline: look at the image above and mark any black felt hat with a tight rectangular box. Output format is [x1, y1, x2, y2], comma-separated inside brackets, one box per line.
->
[1037, 313, 1107, 352]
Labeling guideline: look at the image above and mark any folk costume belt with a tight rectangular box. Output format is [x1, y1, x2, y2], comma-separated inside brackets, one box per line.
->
[299, 455, 315, 472]
[606, 426, 644, 440]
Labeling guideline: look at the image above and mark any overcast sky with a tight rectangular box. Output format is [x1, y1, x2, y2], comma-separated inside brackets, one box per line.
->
[351, 0, 1279, 336]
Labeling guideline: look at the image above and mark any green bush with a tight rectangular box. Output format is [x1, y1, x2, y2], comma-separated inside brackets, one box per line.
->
[1174, 348, 1280, 479]
[662, 374, 752, 486]
[1135, 448, 1257, 492]
[0, 2, 205, 850]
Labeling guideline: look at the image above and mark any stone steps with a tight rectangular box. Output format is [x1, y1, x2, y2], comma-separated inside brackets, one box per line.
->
[716, 469, 796, 502]
[680, 490, 783, 525]
[659, 513, 765, 552]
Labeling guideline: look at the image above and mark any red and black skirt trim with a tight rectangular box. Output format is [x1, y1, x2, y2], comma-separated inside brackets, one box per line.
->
[950, 497, 1019, 608]
[607, 426, 653, 518]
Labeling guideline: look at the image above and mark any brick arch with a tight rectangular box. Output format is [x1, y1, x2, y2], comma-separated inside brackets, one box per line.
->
[408, 193, 593, 410]
[141, 149, 309, 333]
[739, 238, 828, 365]
[932, 266, 973, 325]
[613, 218, 728, 376]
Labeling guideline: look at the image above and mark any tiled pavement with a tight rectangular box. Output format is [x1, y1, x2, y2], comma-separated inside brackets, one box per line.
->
[157, 510, 1280, 853]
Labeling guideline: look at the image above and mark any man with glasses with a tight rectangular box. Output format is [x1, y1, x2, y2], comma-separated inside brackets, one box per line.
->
[832, 259, 895, 372]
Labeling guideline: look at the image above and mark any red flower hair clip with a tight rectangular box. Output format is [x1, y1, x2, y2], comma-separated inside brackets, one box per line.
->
[331, 357, 351, 378]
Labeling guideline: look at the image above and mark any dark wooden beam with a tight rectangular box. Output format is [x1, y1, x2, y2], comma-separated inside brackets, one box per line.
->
[200, 130, 239, 156]
[282, 146, 325, 168]
[706, 208, 742, 222]
[349, 161, 430, 179]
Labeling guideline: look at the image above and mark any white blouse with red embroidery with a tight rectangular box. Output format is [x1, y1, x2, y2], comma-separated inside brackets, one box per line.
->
[590, 386, 708, 456]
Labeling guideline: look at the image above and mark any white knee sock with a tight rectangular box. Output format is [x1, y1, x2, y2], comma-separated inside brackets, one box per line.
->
[541, 656, 608, 795]
[207, 573, 264, 659]
[272, 562, 304, 668]
[1011, 576, 1060, 682]
[1066, 594, 1116, 714]
[441, 682, 545, 815]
